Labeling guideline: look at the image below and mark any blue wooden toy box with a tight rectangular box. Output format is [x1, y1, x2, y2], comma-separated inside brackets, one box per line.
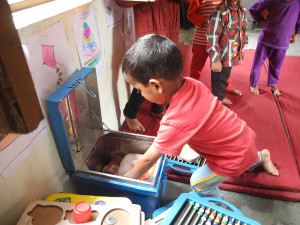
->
[46, 67, 168, 219]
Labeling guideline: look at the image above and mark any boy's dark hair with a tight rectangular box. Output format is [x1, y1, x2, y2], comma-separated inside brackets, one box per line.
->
[122, 34, 183, 86]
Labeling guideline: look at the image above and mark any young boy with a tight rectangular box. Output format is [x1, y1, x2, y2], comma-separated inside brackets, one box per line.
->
[206, 0, 248, 105]
[249, 0, 300, 96]
[187, 0, 242, 103]
[123, 34, 279, 199]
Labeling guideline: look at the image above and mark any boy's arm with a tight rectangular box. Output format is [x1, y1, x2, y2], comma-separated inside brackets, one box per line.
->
[127, 143, 163, 179]
[249, 0, 271, 24]
[187, 0, 206, 27]
[206, 10, 222, 65]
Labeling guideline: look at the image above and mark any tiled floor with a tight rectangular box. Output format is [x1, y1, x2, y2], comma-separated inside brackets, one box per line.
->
[179, 26, 195, 45]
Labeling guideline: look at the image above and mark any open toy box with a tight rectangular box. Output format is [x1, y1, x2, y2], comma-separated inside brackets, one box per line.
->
[46, 68, 168, 219]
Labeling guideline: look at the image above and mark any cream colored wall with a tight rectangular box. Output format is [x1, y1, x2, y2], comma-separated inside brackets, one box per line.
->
[0, 1, 129, 224]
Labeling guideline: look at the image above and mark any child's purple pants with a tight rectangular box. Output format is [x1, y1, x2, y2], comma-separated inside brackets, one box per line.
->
[249, 42, 287, 87]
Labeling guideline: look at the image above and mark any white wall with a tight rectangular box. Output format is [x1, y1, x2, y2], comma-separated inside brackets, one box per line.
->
[243, 0, 258, 28]
[0, 1, 129, 224]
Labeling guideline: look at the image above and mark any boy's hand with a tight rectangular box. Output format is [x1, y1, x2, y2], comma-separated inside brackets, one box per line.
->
[290, 34, 299, 43]
[211, 61, 222, 72]
[127, 144, 163, 179]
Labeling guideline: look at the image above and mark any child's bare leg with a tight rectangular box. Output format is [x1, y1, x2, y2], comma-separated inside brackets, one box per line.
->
[221, 98, 232, 105]
[227, 88, 243, 96]
[260, 149, 279, 176]
[270, 86, 281, 96]
[125, 115, 145, 132]
[250, 86, 259, 95]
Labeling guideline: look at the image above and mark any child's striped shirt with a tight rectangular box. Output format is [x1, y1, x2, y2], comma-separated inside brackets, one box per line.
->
[188, 0, 221, 46]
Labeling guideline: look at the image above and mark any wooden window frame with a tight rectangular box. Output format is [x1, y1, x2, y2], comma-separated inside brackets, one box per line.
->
[0, 1, 43, 137]
[9, 0, 54, 12]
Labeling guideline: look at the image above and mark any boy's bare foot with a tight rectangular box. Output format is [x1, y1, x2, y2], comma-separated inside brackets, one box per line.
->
[151, 111, 164, 119]
[221, 98, 232, 105]
[125, 116, 145, 132]
[260, 149, 279, 176]
[250, 86, 259, 95]
[227, 88, 242, 96]
[270, 86, 281, 96]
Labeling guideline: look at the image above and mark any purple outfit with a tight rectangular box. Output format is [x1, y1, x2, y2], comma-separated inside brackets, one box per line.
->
[249, 0, 300, 87]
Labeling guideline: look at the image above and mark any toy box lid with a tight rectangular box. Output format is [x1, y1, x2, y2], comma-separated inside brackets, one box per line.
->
[46, 67, 104, 172]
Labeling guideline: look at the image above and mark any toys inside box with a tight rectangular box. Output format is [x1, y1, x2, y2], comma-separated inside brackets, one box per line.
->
[87, 150, 157, 181]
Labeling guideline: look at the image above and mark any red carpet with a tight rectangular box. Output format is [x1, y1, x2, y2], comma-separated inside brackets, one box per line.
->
[272, 55, 300, 172]
[212, 50, 300, 201]
[122, 46, 300, 201]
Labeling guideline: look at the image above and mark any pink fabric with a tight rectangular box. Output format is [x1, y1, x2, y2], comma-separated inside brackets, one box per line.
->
[153, 77, 259, 177]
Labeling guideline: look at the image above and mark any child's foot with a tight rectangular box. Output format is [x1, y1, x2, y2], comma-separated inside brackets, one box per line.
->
[151, 111, 164, 119]
[125, 116, 145, 132]
[250, 86, 259, 95]
[270, 86, 281, 96]
[260, 149, 279, 176]
[227, 88, 242, 96]
[221, 98, 232, 105]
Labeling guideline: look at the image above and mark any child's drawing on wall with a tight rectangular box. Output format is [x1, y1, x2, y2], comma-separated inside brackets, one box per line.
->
[82, 22, 100, 68]
[73, 7, 105, 77]
[41, 44, 64, 87]
[23, 22, 75, 112]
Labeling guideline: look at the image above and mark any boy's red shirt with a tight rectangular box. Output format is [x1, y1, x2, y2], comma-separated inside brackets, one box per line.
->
[153, 78, 259, 177]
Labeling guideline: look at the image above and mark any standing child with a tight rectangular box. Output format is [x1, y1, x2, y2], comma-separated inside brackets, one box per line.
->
[116, 0, 186, 132]
[123, 34, 279, 199]
[187, 0, 242, 102]
[206, 0, 247, 105]
[249, 0, 300, 96]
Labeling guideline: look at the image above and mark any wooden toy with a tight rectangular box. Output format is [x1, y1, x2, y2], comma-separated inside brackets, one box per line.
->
[17, 200, 144, 225]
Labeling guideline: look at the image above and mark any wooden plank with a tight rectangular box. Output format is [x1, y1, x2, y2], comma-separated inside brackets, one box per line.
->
[0, 1, 43, 137]
[9, 0, 54, 12]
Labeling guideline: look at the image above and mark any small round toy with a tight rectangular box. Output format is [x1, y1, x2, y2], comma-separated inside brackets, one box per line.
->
[73, 201, 91, 223]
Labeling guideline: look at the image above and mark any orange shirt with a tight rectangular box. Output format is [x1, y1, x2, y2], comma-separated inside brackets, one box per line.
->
[153, 78, 259, 177]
